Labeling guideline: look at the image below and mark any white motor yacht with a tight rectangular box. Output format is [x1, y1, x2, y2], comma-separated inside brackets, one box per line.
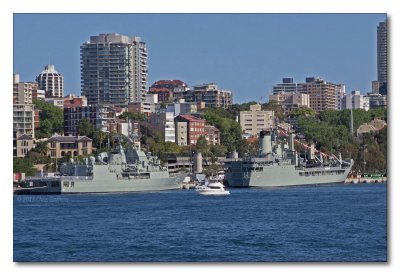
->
[196, 181, 230, 196]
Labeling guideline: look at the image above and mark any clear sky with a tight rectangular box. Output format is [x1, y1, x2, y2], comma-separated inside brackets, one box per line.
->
[13, 13, 386, 103]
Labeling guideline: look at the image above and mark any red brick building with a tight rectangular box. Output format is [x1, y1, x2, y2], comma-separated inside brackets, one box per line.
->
[175, 114, 206, 145]
[204, 125, 221, 145]
[149, 80, 188, 103]
[64, 95, 87, 108]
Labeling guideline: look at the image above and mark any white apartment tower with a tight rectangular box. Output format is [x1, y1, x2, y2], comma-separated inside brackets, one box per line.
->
[80, 33, 148, 106]
[36, 65, 64, 98]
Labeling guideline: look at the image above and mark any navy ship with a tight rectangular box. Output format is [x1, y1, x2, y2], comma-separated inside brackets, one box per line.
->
[224, 129, 353, 188]
[15, 143, 187, 194]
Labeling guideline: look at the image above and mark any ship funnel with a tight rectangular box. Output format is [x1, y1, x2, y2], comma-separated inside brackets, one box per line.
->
[260, 130, 272, 155]
[194, 152, 203, 173]
[289, 133, 295, 151]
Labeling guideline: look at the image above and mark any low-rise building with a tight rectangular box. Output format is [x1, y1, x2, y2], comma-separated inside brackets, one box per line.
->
[64, 95, 88, 108]
[204, 125, 221, 145]
[45, 98, 64, 108]
[47, 135, 93, 158]
[269, 92, 310, 115]
[175, 114, 206, 145]
[369, 118, 387, 131]
[356, 118, 387, 136]
[149, 80, 189, 103]
[141, 112, 176, 143]
[239, 104, 275, 137]
[185, 83, 233, 109]
[175, 121, 188, 146]
[13, 132, 34, 157]
[156, 100, 198, 116]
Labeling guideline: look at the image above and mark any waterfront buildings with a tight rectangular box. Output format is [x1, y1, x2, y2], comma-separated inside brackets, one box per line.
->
[356, 118, 387, 137]
[302, 77, 344, 112]
[272, 77, 304, 94]
[204, 125, 221, 146]
[175, 114, 206, 145]
[269, 77, 343, 113]
[367, 93, 387, 109]
[13, 104, 35, 138]
[64, 105, 117, 136]
[377, 20, 387, 95]
[13, 74, 35, 105]
[184, 83, 233, 109]
[149, 80, 189, 103]
[47, 135, 93, 158]
[141, 112, 176, 143]
[64, 95, 88, 108]
[36, 65, 64, 98]
[13, 132, 34, 157]
[44, 98, 64, 108]
[239, 104, 275, 137]
[80, 33, 148, 106]
[269, 91, 310, 115]
[156, 100, 198, 116]
[342, 91, 370, 111]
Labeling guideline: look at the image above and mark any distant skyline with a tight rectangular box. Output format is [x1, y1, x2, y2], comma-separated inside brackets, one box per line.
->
[13, 13, 386, 103]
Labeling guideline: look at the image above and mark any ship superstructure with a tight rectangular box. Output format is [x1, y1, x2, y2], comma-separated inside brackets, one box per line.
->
[16, 142, 186, 194]
[224, 129, 353, 188]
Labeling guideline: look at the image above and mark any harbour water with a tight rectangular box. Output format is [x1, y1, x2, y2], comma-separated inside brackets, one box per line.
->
[13, 183, 387, 262]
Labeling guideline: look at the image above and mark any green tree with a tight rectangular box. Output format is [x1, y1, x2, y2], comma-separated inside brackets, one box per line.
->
[262, 100, 284, 121]
[33, 99, 64, 138]
[77, 118, 95, 137]
[13, 157, 36, 176]
[119, 112, 145, 122]
[164, 141, 183, 154]
[196, 135, 209, 154]
[210, 144, 228, 157]
[31, 141, 48, 156]
[93, 130, 108, 149]
[289, 107, 316, 118]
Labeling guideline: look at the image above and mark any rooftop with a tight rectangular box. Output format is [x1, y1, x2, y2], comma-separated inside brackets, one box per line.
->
[177, 114, 206, 123]
[48, 135, 92, 143]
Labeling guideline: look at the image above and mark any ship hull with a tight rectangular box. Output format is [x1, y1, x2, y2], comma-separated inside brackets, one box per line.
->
[15, 174, 185, 195]
[60, 176, 182, 194]
[225, 161, 353, 188]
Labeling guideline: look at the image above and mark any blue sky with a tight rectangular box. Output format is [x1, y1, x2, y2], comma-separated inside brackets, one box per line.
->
[13, 13, 386, 103]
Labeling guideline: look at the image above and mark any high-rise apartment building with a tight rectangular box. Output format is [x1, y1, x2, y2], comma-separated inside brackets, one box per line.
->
[80, 33, 148, 106]
[303, 77, 343, 112]
[377, 20, 387, 95]
[36, 65, 64, 98]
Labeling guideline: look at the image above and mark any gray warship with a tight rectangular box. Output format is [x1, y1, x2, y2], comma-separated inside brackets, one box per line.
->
[15, 143, 187, 194]
[224, 129, 354, 188]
